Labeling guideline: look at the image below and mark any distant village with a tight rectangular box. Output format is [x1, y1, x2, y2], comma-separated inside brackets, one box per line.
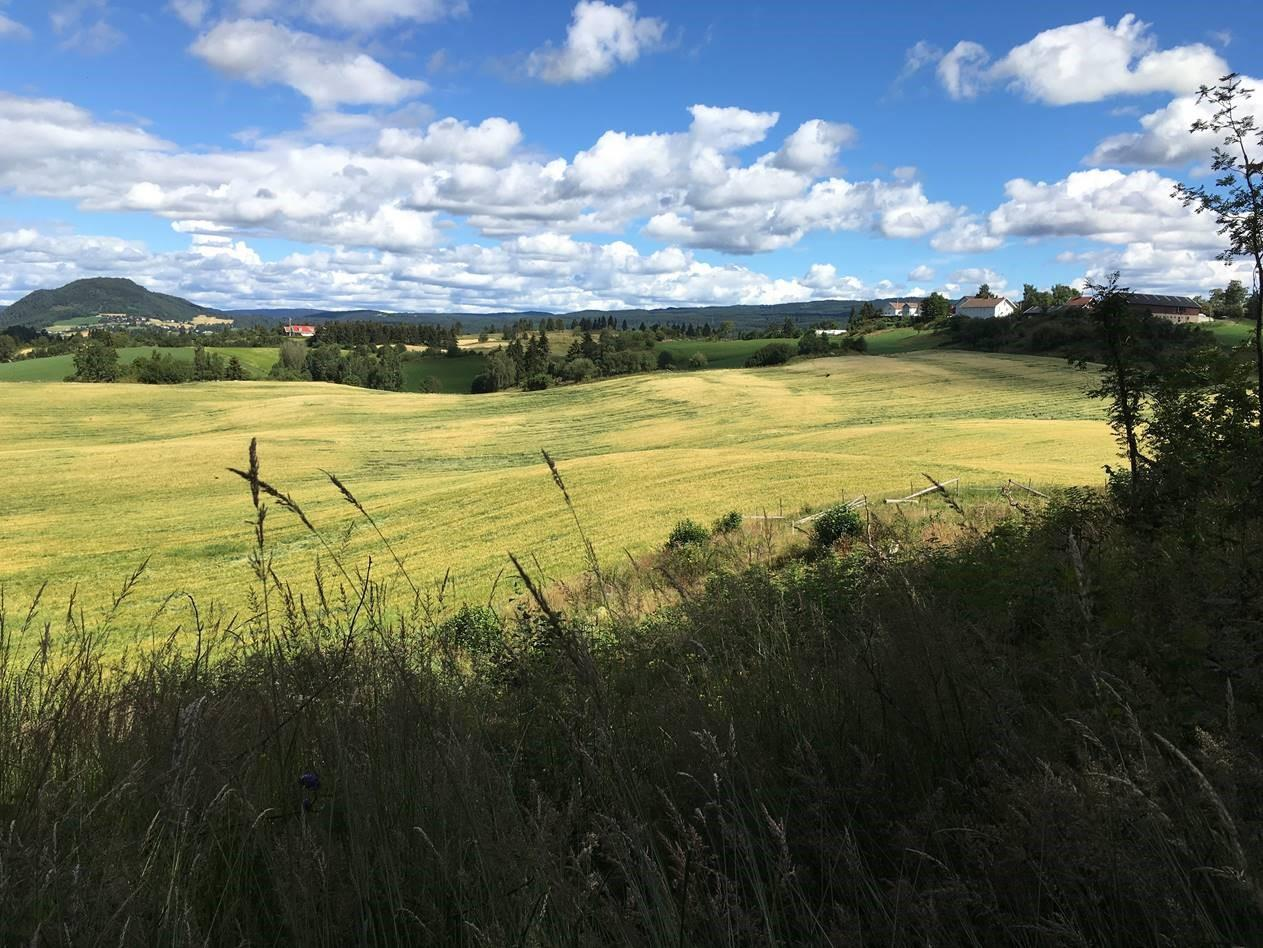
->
[881, 292, 1209, 325]
[46, 312, 234, 338]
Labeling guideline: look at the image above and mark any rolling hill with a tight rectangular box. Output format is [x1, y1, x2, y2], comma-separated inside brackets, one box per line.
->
[0, 352, 1110, 624]
[0, 278, 222, 330]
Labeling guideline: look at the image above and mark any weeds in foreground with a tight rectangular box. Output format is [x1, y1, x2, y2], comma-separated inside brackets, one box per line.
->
[1, 444, 1261, 945]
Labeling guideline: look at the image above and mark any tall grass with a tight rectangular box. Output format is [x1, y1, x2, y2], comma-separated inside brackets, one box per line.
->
[2, 445, 1261, 945]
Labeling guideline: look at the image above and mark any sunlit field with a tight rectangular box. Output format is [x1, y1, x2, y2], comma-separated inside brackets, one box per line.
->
[0, 351, 1113, 638]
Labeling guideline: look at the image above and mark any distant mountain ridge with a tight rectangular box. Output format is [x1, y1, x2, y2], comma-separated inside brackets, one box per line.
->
[3, 277, 890, 333]
[234, 301, 865, 333]
[0, 278, 220, 330]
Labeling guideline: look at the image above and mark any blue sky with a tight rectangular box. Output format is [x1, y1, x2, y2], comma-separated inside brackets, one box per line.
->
[0, 0, 1259, 311]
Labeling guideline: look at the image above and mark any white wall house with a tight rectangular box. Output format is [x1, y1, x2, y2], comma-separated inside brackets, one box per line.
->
[956, 296, 1016, 319]
[884, 300, 920, 320]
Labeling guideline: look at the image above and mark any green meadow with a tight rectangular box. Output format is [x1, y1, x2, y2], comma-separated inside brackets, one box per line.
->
[0, 351, 1113, 634]
[0, 346, 489, 394]
[861, 326, 950, 354]
[0, 346, 278, 381]
[1208, 319, 1256, 346]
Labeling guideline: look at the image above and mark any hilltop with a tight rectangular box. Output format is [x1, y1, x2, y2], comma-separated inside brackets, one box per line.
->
[0, 278, 221, 330]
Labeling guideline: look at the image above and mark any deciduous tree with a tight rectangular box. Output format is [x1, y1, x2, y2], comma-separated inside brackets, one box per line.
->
[1176, 73, 1263, 432]
[69, 338, 119, 382]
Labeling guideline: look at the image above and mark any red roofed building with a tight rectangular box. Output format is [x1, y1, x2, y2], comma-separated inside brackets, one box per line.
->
[283, 323, 317, 338]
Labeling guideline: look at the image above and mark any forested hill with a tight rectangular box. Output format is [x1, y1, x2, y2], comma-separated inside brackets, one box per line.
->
[0, 278, 219, 329]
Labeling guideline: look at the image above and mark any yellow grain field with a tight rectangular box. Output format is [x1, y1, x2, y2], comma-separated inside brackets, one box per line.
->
[0, 351, 1114, 627]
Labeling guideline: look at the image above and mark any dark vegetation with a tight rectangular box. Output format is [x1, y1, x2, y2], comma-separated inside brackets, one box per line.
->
[270, 338, 405, 391]
[313, 320, 462, 349]
[130, 347, 242, 384]
[941, 307, 1214, 361]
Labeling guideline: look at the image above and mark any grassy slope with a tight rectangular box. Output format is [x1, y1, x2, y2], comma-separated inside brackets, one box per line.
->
[0, 352, 1112, 631]
[0, 346, 279, 381]
[1207, 319, 1255, 346]
[862, 326, 949, 354]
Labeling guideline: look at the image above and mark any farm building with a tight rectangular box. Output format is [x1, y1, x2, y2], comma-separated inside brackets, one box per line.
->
[283, 323, 317, 337]
[957, 296, 1017, 319]
[884, 300, 921, 320]
[1124, 294, 1209, 324]
[1022, 296, 1093, 316]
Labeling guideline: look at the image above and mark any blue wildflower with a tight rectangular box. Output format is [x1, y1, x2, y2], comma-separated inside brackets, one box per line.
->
[299, 771, 320, 791]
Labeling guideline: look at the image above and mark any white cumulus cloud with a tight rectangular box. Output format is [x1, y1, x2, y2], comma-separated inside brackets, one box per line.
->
[930, 214, 1002, 254]
[772, 119, 857, 173]
[378, 117, 523, 166]
[527, 1, 667, 83]
[191, 19, 427, 108]
[0, 91, 968, 279]
[940, 15, 1227, 105]
[1086, 76, 1260, 166]
[987, 168, 1219, 249]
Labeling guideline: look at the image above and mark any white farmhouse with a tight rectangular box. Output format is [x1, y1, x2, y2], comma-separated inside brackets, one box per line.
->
[884, 299, 920, 320]
[956, 296, 1016, 319]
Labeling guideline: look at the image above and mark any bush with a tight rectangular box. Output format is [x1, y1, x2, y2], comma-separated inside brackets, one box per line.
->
[269, 364, 311, 381]
[524, 373, 552, 391]
[600, 350, 655, 376]
[657, 349, 675, 370]
[132, 350, 193, 384]
[744, 342, 795, 367]
[687, 351, 708, 369]
[812, 504, 862, 547]
[562, 357, 599, 383]
[435, 604, 505, 677]
[713, 510, 743, 535]
[665, 518, 710, 549]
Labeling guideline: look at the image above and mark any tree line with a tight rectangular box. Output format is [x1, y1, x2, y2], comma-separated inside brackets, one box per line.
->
[68, 340, 249, 384]
[312, 321, 460, 349]
[269, 339, 404, 391]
